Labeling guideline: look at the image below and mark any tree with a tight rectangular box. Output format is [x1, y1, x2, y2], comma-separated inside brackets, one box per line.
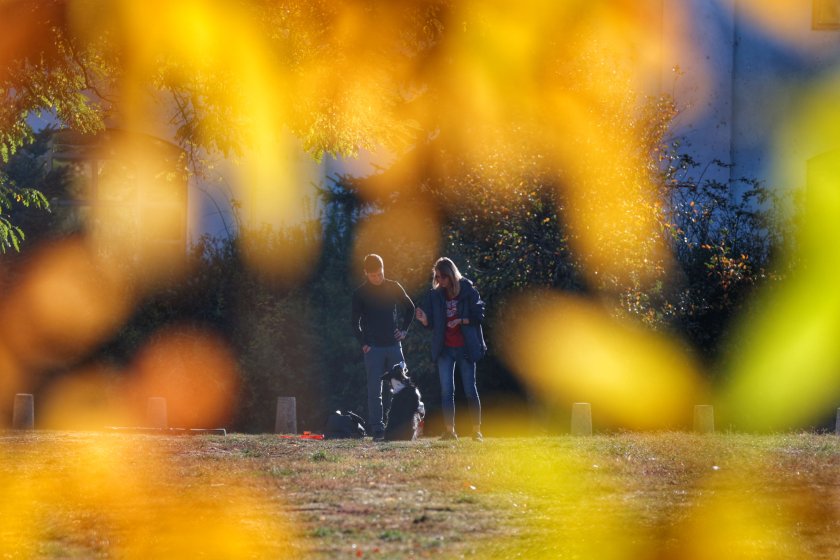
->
[0, 1, 109, 249]
[1, 0, 683, 252]
[0, 152, 51, 252]
[5, 0, 797, 430]
[1, 0, 455, 251]
[656, 155, 798, 358]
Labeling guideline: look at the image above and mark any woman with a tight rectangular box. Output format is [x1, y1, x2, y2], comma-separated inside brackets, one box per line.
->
[415, 257, 487, 441]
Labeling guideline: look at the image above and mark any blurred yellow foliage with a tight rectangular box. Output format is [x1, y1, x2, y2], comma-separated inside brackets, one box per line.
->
[2, 0, 840, 556]
[501, 292, 707, 430]
[0, 435, 297, 557]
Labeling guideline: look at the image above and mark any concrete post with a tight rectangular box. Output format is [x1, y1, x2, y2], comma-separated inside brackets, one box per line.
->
[275, 397, 297, 434]
[570, 402, 592, 436]
[835, 408, 840, 436]
[12, 393, 34, 430]
[147, 397, 168, 429]
[693, 405, 715, 434]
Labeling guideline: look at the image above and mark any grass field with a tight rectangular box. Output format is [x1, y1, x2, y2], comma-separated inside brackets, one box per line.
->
[2, 430, 840, 558]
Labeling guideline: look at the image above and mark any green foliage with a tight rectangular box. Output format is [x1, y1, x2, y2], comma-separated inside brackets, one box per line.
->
[433, 167, 581, 297]
[328, 93, 794, 379]
[0, 0, 448, 244]
[653, 155, 798, 357]
[93, 226, 329, 432]
[1, 0, 107, 250]
[0, 2, 107, 161]
[0, 129, 55, 252]
[0, 217, 24, 253]
[444, 156, 795, 363]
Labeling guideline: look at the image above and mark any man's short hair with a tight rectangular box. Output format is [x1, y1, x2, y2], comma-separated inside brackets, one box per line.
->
[364, 254, 384, 273]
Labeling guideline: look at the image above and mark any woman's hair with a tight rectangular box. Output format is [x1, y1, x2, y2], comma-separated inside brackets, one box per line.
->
[433, 257, 462, 297]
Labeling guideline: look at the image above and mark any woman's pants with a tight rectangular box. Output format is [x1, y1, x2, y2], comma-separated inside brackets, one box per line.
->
[437, 345, 481, 430]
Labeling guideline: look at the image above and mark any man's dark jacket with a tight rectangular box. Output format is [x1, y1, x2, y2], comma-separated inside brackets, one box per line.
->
[351, 279, 415, 347]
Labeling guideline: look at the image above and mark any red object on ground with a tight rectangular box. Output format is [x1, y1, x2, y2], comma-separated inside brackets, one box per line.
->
[278, 432, 324, 440]
[300, 431, 324, 440]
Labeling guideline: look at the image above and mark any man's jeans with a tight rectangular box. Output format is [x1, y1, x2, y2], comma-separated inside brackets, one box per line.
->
[364, 344, 405, 435]
[437, 345, 481, 430]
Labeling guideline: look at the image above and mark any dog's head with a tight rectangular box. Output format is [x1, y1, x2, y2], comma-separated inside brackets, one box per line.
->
[381, 362, 409, 385]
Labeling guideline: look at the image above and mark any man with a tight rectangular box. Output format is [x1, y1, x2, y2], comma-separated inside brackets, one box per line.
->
[351, 254, 415, 441]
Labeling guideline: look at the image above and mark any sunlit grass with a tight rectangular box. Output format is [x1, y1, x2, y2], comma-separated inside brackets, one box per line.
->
[0, 433, 300, 558]
[3, 432, 840, 558]
[470, 433, 840, 559]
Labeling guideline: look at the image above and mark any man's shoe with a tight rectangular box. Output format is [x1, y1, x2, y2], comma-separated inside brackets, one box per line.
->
[472, 431, 484, 442]
[373, 433, 385, 442]
[440, 430, 458, 441]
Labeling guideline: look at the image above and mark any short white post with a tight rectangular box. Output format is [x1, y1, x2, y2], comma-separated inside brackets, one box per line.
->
[147, 397, 168, 429]
[275, 397, 297, 434]
[12, 393, 34, 430]
[835, 408, 840, 436]
[693, 405, 715, 434]
[570, 402, 592, 436]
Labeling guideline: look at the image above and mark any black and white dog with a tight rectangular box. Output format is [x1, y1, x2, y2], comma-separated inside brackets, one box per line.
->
[381, 362, 425, 441]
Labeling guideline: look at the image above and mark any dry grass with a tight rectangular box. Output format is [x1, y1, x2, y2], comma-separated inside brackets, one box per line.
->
[2, 431, 840, 558]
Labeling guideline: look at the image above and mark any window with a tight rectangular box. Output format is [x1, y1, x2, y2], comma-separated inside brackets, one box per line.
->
[50, 130, 187, 265]
[814, 0, 840, 30]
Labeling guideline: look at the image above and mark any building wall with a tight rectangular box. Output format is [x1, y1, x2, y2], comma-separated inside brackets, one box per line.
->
[664, 0, 840, 191]
[733, 1, 840, 191]
[662, 0, 735, 185]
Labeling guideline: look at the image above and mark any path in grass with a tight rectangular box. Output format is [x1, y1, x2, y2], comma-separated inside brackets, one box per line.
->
[1, 432, 840, 558]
